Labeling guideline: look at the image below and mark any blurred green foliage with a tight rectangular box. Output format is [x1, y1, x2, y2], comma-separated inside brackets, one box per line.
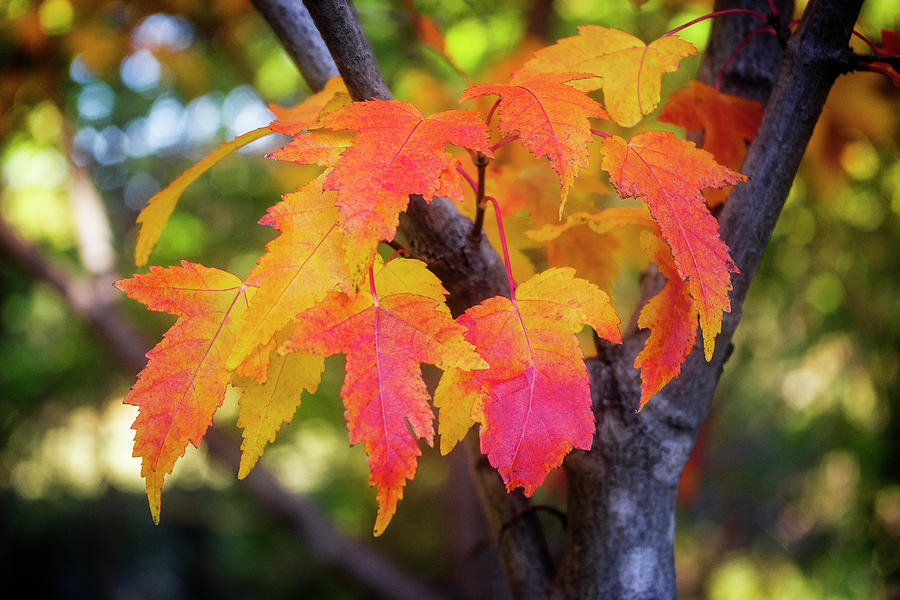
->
[0, 0, 898, 598]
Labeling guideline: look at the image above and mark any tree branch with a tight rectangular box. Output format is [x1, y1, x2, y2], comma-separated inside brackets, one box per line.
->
[250, 0, 339, 92]
[301, 0, 392, 101]
[0, 215, 449, 600]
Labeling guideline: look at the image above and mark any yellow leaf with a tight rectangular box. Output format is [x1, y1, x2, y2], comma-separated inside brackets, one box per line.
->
[134, 126, 273, 265]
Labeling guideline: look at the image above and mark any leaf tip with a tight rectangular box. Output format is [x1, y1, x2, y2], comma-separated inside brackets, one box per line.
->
[237, 458, 254, 480]
[146, 482, 162, 525]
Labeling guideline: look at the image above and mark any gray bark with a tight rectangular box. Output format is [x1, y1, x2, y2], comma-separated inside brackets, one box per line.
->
[250, 0, 339, 92]
[556, 1, 863, 598]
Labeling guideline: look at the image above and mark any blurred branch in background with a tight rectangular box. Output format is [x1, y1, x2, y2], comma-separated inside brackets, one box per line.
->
[0, 213, 448, 600]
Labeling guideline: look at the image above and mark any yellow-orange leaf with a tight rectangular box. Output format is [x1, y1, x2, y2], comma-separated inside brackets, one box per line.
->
[516, 26, 696, 127]
[634, 232, 698, 408]
[436, 268, 620, 494]
[526, 206, 655, 242]
[227, 173, 351, 377]
[268, 76, 350, 135]
[461, 73, 607, 212]
[134, 126, 273, 266]
[115, 261, 251, 522]
[234, 341, 325, 479]
[546, 227, 620, 294]
[282, 257, 486, 535]
[268, 129, 355, 166]
[600, 131, 745, 360]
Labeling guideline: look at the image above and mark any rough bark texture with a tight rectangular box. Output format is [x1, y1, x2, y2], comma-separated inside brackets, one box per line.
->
[697, 0, 793, 105]
[302, 0, 392, 101]
[250, 0, 339, 92]
[253, 0, 865, 597]
[555, 1, 863, 598]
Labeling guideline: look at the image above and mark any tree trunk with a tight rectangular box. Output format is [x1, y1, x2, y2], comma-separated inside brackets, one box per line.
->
[556, 1, 862, 598]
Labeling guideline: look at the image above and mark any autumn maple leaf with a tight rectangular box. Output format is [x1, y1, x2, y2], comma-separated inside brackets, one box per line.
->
[600, 131, 745, 360]
[526, 206, 656, 294]
[634, 232, 698, 407]
[133, 127, 273, 266]
[233, 332, 325, 479]
[284, 99, 492, 270]
[659, 81, 763, 205]
[115, 261, 251, 522]
[267, 75, 350, 135]
[281, 257, 486, 535]
[461, 72, 608, 212]
[435, 268, 620, 494]
[526, 206, 655, 243]
[515, 26, 696, 127]
[226, 173, 351, 378]
[268, 128, 355, 166]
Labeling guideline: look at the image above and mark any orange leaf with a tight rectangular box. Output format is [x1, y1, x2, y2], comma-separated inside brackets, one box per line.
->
[436, 268, 620, 494]
[115, 261, 251, 522]
[546, 227, 620, 294]
[659, 81, 762, 205]
[134, 127, 274, 266]
[461, 73, 607, 212]
[312, 99, 491, 268]
[515, 26, 696, 127]
[268, 76, 350, 135]
[525, 206, 655, 242]
[227, 173, 351, 377]
[281, 257, 486, 535]
[268, 129, 355, 166]
[634, 232, 698, 408]
[600, 131, 745, 360]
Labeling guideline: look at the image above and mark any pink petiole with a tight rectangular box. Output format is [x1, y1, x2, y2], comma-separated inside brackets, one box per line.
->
[490, 134, 520, 153]
[368, 264, 378, 304]
[715, 27, 777, 90]
[663, 8, 769, 38]
[483, 195, 517, 300]
[457, 165, 478, 193]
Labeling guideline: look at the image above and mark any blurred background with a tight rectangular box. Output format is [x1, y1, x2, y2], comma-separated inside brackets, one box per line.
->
[1, 0, 898, 598]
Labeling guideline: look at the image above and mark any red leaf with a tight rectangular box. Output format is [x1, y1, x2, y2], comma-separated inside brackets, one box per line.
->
[600, 131, 745, 360]
[282, 257, 485, 535]
[289, 99, 492, 269]
[871, 29, 900, 86]
[436, 268, 620, 494]
[634, 233, 698, 407]
[461, 73, 607, 211]
[659, 81, 762, 205]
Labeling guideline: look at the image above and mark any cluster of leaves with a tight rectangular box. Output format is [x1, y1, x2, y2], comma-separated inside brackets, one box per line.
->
[118, 24, 765, 535]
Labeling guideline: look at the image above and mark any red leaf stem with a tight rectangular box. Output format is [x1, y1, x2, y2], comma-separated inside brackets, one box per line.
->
[484, 195, 517, 300]
[663, 8, 769, 38]
[716, 27, 778, 90]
